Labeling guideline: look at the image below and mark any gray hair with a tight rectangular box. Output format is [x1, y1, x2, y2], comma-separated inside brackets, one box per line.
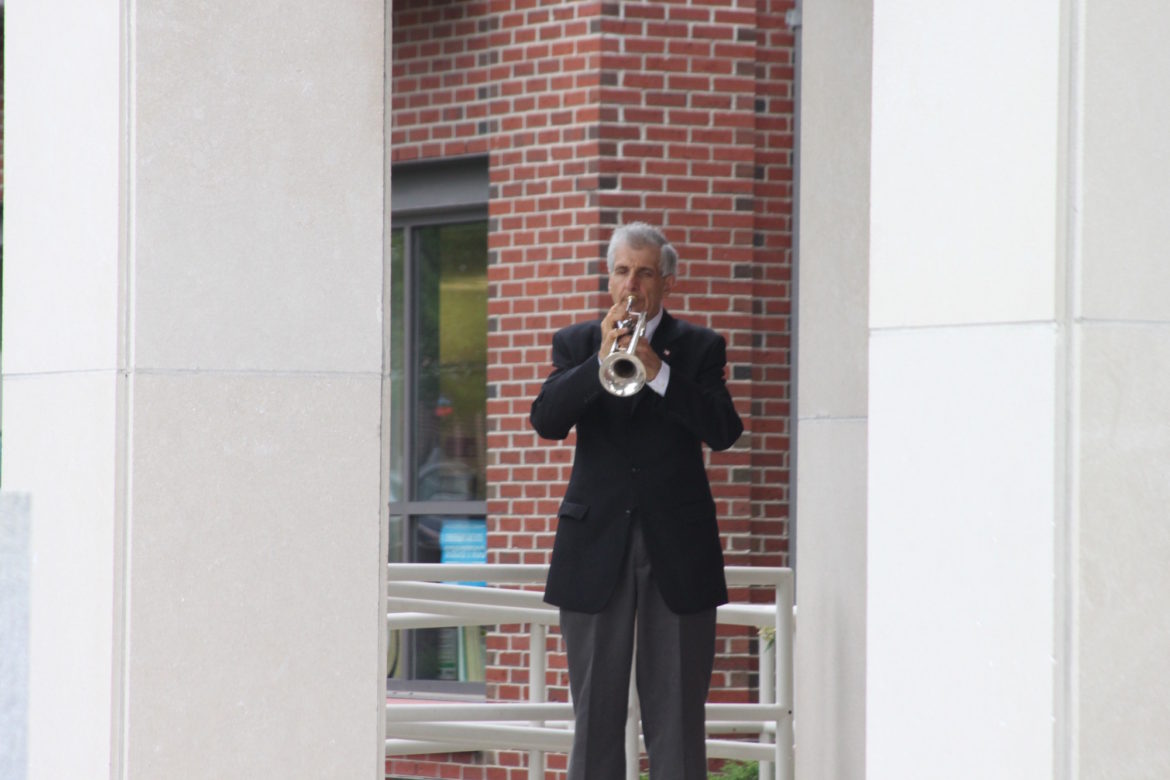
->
[606, 222, 678, 277]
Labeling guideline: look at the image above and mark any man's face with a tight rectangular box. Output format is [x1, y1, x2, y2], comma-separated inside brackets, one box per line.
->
[608, 242, 674, 318]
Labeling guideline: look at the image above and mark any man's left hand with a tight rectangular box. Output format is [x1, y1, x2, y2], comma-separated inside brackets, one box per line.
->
[634, 339, 662, 381]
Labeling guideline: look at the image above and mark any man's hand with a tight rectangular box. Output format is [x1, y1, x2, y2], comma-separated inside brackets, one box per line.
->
[599, 299, 631, 362]
[599, 299, 663, 382]
[634, 337, 662, 381]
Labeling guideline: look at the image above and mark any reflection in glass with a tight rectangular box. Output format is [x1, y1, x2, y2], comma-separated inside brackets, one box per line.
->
[412, 222, 487, 502]
[408, 516, 487, 683]
[387, 514, 404, 680]
[389, 228, 405, 504]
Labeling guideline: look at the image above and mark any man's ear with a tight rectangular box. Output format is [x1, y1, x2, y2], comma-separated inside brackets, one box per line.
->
[664, 275, 675, 295]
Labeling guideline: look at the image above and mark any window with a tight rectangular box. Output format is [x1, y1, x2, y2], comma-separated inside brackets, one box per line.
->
[388, 160, 489, 694]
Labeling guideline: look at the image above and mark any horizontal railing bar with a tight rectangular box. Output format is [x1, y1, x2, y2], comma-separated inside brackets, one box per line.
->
[706, 738, 784, 763]
[388, 606, 779, 631]
[386, 702, 573, 722]
[387, 563, 548, 583]
[709, 704, 787, 720]
[387, 597, 779, 630]
[387, 597, 558, 624]
[386, 612, 560, 630]
[716, 603, 784, 628]
[386, 718, 777, 736]
[385, 738, 464, 756]
[388, 722, 575, 753]
[385, 612, 509, 630]
[705, 722, 771, 735]
[386, 725, 781, 764]
[388, 563, 792, 588]
[723, 567, 790, 587]
[388, 580, 548, 609]
[383, 715, 772, 734]
[384, 702, 785, 724]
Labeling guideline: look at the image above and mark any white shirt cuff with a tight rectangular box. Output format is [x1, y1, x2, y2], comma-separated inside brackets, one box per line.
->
[647, 361, 670, 396]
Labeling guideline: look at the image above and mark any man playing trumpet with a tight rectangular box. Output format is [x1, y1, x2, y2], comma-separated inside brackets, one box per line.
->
[530, 222, 744, 780]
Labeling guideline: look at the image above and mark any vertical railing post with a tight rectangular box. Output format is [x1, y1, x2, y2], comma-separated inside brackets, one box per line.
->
[775, 575, 795, 780]
[529, 622, 547, 780]
[759, 616, 776, 780]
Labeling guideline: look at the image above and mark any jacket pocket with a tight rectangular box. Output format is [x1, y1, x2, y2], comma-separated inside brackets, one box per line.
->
[558, 500, 589, 522]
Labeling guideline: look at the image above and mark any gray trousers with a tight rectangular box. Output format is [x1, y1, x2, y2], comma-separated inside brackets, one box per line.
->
[559, 522, 717, 780]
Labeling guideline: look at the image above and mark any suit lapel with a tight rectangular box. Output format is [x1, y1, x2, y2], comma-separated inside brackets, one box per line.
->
[650, 310, 679, 359]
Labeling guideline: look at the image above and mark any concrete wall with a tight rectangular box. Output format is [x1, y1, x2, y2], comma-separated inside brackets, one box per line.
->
[794, 0, 871, 777]
[1, 2, 389, 777]
[797, 0, 1170, 777]
[1076, 0, 1170, 775]
[3, 5, 125, 774]
[866, 0, 1061, 776]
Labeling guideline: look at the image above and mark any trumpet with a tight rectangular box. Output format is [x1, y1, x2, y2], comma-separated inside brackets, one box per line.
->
[599, 296, 648, 397]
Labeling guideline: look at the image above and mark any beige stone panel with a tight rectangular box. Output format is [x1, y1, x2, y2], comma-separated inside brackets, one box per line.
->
[794, 1, 871, 773]
[123, 372, 383, 779]
[1080, 1, 1170, 323]
[129, 1, 385, 373]
[794, 418, 867, 780]
[0, 371, 119, 779]
[797, 0, 871, 421]
[1077, 324, 1170, 778]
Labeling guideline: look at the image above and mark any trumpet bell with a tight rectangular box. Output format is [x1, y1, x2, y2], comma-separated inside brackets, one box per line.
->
[599, 351, 646, 397]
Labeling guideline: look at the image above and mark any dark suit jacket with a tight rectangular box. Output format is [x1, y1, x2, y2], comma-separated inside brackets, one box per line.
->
[530, 310, 744, 614]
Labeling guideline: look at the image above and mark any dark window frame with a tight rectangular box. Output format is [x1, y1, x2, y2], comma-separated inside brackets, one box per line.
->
[388, 159, 490, 697]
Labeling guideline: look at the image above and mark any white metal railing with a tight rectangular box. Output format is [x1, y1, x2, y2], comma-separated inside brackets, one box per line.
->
[386, 563, 794, 780]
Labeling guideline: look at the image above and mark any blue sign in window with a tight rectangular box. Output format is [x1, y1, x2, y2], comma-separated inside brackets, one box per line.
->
[440, 518, 487, 586]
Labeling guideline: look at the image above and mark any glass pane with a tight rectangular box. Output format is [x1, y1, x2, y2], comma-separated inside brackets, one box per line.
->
[388, 513, 403, 565]
[387, 515, 405, 681]
[387, 628, 406, 682]
[388, 228, 405, 503]
[412, 221, 488, 501]
[407, 516, 487, 683]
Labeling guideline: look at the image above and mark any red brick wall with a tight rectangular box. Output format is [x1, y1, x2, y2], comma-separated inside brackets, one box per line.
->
[390, 1, 794, 777]
[749, 0, 796, 569]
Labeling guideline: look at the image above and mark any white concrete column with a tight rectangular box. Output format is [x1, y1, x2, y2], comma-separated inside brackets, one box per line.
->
[2, 3, 388, 778]
[866, 1, 1062, 777]
[799, 1, 1170, 778]
[794, 0, 872, 778]
[1076, 1, 1170, 775]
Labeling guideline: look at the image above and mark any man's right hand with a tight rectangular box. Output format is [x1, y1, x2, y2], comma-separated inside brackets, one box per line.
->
[599, 299, 631, 362]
